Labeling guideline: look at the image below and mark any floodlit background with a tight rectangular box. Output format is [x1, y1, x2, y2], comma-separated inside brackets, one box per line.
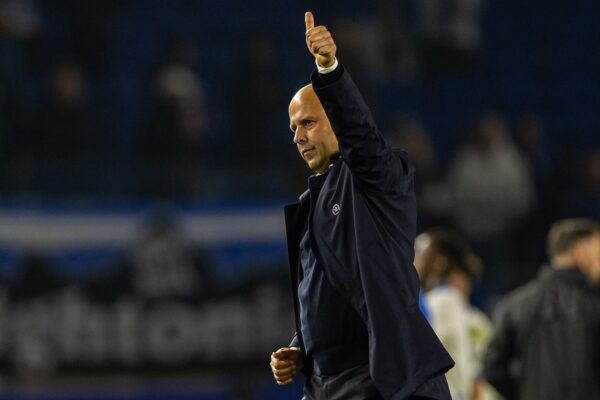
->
[0, 0, 598, 399]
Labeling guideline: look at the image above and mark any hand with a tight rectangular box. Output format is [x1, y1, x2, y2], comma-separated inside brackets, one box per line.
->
[305, 11, 337, 68]
[270, 347, 303, 385]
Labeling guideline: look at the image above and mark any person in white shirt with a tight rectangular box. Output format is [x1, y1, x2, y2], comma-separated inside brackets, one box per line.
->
[415, 228, 499, 400]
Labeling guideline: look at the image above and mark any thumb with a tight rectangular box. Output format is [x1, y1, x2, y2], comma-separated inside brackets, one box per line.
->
[305, 11, 314, 31]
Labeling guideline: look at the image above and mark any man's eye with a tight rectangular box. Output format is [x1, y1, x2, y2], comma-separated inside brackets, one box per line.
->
[305, 121, 315, 127]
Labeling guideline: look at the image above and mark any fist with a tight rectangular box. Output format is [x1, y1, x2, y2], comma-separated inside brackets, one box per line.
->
[305, 11, 337, 68]
[270, 347, 303, 385]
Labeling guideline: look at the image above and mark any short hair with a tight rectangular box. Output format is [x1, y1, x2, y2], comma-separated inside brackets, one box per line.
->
[547, 219, 600, 259]
[426, 228, 483, 281]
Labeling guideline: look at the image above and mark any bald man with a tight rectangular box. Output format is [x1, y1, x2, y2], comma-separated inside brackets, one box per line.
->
[270, 12, 453, 400]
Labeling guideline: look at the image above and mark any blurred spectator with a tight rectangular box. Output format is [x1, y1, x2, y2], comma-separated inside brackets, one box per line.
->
[415, 228, 498, 400]
[425, 112, 535, 283]
[419, 0, 484, 79]
[36, 60, 99, 157]
[0, 0, 41, 179]
[484, 219, 600, 400]
[139, 40, 207, 196]
[0, 0, 39, 38]
[126, 211, 212, 301]
[7, 59, 103, 193]
[0, 0, 40, 86]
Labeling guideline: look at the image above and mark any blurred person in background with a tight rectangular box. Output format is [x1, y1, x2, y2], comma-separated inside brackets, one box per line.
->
[419, 0, 484, 79]
[38, 61, 97, 156]
[0, 0, 40, 91]
[415, 228, 498, 400]
[484, 218, 600, 400]
[126, 211, 212, 301]
[26, 60, 102, 193]
[139, 39, 207, 196]
[270, 11, 453, 399]
[425, 111, 535, 290]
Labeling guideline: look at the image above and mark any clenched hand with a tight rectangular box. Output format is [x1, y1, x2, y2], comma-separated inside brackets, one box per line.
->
[270, 347, 303, 385]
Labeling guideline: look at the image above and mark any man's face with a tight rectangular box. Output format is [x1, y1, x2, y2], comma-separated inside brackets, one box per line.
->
[288, 85, 339, 174]
[575, 233, 600, 284]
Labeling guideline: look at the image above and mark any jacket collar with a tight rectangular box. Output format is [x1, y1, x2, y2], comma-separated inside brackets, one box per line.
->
[297, 154, 341, 203]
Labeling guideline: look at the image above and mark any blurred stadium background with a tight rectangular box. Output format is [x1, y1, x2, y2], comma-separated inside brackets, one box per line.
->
[0, 0, 598, 399]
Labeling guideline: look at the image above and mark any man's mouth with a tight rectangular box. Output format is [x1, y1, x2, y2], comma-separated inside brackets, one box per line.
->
[302, 148, 315, 157]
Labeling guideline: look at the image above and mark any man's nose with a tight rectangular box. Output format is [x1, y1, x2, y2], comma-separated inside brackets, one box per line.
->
[293, 127, 307, 144]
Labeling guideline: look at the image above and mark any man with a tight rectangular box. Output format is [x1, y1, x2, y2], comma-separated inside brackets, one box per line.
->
[484, 218, 600, 400]
[270, 11, 453, 400]
[415, 229, 497, 400]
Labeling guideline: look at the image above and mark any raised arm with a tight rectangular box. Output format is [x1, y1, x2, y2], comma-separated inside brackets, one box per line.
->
[304, 11, 412, 193]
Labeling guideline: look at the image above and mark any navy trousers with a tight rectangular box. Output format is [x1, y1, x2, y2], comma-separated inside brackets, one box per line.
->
[302, 364, 382, 400]
[302, 364, 450, 400]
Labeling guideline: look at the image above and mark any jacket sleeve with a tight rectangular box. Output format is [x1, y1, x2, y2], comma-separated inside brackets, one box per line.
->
[289, 333, 300, 348]
[311, 66, 412, 194]
[288, 332, 313, 376]
[484, 299, 516, 399]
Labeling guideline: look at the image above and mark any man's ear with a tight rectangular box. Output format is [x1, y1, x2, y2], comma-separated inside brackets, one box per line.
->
[432, 254, 448, 275]
[571, 241, 596, 283]
[571, 242, 585, 268]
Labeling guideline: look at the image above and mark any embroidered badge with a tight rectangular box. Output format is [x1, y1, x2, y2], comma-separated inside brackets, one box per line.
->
[332, 203, 341, 215]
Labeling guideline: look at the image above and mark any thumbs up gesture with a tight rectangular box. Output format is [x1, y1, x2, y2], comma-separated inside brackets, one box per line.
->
[305, 11, 337, 68]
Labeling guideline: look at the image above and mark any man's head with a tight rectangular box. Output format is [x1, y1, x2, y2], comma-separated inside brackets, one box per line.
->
[547, 219, 600, 283]
[289, 85, 339, 174]
[414, 228, 482, 294]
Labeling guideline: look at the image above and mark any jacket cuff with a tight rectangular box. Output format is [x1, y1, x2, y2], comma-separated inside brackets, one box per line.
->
[312, 64, 344, 89]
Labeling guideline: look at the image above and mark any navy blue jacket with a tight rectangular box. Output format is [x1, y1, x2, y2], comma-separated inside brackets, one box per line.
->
[284, 66, 454, 400]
